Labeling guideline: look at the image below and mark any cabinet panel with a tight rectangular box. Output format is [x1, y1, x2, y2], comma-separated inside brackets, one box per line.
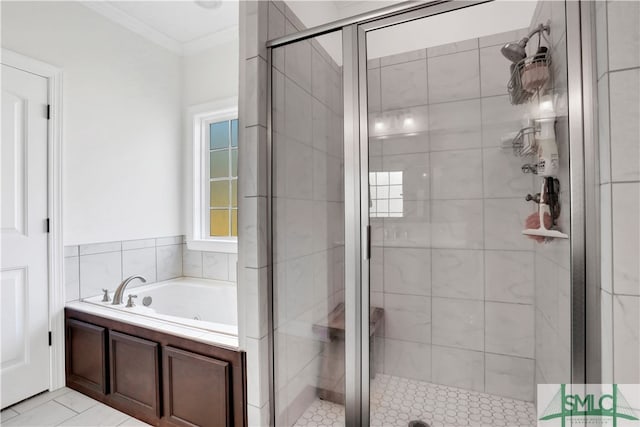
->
[65, 309, 246, 426]
[163, 346, 230, 427]
[66, 319, 108, 395]
[110, 331, 160, 419]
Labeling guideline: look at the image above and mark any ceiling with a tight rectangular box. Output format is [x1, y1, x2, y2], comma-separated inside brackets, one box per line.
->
[82, 0, 238, 56]
[287, 0, 538, 64]
[332, 1, 401, 19]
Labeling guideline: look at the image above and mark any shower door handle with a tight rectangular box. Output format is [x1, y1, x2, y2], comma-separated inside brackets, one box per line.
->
[363, 225, 371, 260]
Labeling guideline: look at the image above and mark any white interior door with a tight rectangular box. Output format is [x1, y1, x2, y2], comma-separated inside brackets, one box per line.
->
[1, 63, 50, 409]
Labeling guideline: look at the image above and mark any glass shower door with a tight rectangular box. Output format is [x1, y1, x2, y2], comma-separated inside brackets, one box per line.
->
[363, 2, 573, 426]
[271, 30, 346, 426]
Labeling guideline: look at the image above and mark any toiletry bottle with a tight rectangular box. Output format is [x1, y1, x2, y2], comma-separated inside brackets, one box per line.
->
[535, 118, 558, 177]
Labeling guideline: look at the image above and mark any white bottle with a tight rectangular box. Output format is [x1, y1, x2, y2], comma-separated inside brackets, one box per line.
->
[535, 118, 559, 177]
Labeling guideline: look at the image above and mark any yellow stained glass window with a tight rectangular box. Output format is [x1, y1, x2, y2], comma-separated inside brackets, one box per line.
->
[210, 151, 229, 179]
[208, 118, 239, 237]
[231, 149, 238, 177]
[231, 180, 237, 208]
[231, 209, 238, 237]
[210, 210, 229, 236]
[210, 180, 229, 208]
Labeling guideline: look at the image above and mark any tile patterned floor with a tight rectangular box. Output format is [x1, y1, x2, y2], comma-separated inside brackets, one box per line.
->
[0, 388, 152, 427]
[294, 374, 537, 427]
[2, 376, 536, 427]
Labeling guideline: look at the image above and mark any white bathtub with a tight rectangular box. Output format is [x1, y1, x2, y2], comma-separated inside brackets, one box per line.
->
[75, 277, 238, 346]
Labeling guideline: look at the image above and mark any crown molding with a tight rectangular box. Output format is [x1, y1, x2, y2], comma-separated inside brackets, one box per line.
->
[183, 25, 238, 56]
[81, 2, 183, 54]
[80, 2, 238, 57]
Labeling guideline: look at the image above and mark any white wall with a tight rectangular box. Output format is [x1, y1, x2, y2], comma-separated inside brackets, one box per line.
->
[180, 40, 239, 252]
[2, 1, 183, 245]
[182, 40, 239, 108]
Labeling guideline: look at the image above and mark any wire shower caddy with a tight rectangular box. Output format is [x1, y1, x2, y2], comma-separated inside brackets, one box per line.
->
[507, 49, 552, 105]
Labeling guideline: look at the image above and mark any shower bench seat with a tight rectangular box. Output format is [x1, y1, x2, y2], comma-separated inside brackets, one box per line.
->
[312, 303, 384, 404]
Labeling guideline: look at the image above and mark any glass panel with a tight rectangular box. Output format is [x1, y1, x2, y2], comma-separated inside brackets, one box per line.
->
[231, 119, 238, 147]
[366, 2, 570, 425]
[210, 180, 229, 208]
[210, 209, 229, 236]
[231, 180, 237, 208]
[210, 150, 229, 178]
[231, 209, 237, 237]
[210, 121, 229, 149]
[272, 30, 345, 426]
[231, 149, 238, 177]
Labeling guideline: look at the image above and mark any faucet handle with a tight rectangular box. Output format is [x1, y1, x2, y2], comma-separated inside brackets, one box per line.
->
[126, 294, 138, 308]
[101, 288, 111, 302]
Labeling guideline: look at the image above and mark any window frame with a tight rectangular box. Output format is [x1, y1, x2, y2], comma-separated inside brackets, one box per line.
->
[188, 98, 238, 253]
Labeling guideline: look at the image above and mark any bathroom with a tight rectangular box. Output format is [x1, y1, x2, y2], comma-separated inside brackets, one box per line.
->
[1, 0, 639, 426]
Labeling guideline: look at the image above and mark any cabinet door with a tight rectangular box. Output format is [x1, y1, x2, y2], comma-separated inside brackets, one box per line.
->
[109, 331, 160, 419]
[162, 346, 230, 427]
[66, 319, 108, 395]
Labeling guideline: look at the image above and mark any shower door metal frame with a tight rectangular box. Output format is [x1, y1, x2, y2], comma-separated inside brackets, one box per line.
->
[266, 1, 594, 425]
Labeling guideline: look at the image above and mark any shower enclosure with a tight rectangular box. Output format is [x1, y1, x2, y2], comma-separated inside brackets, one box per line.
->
[267, 1, 594, 425]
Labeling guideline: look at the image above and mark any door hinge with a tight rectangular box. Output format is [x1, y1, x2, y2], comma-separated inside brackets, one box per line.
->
[46, 105, 51, 120]
[48, 331, 52, 346]
[46, 218, 50, 233]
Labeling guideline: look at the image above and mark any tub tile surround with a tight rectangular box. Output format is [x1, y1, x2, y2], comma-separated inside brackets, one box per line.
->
[65, 236, 183, 301]
[65, 235, 238, 303]
[596, 0, 640, 384]
[367, 27, 540, 403]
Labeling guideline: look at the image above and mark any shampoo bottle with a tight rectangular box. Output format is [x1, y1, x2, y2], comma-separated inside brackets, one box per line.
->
[535, 118, 558, 177]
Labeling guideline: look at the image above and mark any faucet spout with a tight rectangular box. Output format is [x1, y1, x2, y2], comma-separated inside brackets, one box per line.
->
[112, 275, 146, 305]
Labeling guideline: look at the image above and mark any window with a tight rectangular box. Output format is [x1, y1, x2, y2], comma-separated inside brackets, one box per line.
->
[369, 171, 403, 218]
[208, 119, 238, 237]
[189, 99, 238, 253]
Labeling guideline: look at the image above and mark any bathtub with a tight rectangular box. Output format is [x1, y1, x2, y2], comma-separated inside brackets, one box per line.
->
[69, 277, 238, 348]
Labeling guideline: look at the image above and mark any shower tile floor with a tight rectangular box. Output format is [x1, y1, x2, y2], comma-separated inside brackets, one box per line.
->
[294, 374, 536, 427]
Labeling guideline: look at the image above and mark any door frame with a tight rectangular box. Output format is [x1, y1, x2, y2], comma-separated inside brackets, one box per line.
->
[266, 0, 596, 424]
[1, 49, 65, 392]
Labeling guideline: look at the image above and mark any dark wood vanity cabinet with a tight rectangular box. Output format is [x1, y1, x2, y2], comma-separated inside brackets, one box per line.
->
[163, 346, 230, 427]
[64, 308, 247, 427]
[110, 331, 161, 419]
[66, 319, 108, 395]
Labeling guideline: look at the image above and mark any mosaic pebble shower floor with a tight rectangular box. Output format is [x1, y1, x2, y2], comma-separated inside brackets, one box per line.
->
[293, 374, 536, 427]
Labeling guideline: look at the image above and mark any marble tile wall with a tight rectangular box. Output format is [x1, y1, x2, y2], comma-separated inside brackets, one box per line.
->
[237, 2, 280, 425]
[64, 236, 185, 302]
[182, 246, 238, 282]
[596, 0, 640, 384]
[527, 1, 573, 391]
[271, 8, 345, 427]
[240, 2, 345, 425]
[367, 28, 540, 403]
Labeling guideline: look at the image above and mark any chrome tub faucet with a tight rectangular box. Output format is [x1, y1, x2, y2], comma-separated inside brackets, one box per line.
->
[112, 275, 146, 305]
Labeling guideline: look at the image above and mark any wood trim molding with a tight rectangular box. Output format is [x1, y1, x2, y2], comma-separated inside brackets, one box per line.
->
[80, 2, 238, 56]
